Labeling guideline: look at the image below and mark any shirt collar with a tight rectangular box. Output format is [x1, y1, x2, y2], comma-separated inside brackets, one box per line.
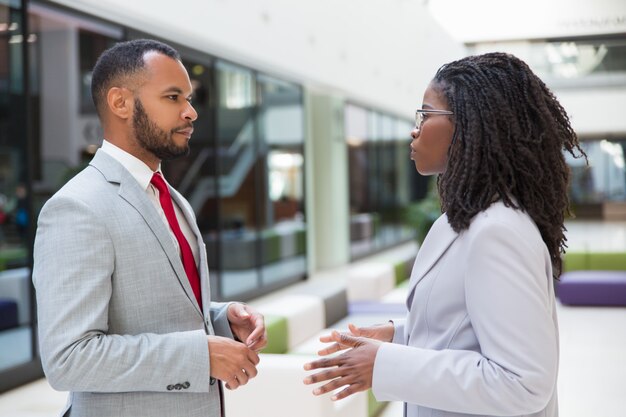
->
[100, 139, 162, 190]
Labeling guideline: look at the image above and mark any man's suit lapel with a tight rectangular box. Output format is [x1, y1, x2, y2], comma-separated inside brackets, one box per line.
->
[406, 213, 459, 309]
[90, 150, 203, 316]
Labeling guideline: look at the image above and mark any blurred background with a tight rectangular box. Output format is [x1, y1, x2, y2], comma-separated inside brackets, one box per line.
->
[0, 0, 625, 416]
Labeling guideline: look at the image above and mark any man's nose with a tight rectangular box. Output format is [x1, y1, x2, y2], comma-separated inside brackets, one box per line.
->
[183, 102, 198, 122]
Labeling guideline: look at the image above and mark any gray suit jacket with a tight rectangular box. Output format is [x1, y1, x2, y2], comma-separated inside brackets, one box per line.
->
[372, 202, 559, 417]
[33, 150, 233, 417]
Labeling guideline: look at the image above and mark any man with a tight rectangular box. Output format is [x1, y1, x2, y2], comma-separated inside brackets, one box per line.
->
[33, 39, 266, 417]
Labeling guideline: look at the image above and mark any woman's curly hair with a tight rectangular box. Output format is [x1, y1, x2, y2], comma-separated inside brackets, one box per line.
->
[433, 52, 586, 276]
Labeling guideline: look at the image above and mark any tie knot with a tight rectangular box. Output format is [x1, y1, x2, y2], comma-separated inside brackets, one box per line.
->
[150, 172, 169, 195]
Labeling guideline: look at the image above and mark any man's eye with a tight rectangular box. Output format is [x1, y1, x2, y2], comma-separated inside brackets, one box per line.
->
[167, 95, 178, 101]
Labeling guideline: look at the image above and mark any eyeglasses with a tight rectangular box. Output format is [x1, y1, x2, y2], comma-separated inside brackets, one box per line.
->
[415, 109, 454, 129]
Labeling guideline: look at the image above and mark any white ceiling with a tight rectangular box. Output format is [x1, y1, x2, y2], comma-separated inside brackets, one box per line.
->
[47, 0, 624, 120]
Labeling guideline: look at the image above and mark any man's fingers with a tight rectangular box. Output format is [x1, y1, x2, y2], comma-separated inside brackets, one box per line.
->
[236, 368, 249, 385]
[246, 325, 265, 346]
[225, 376, 240, 390]
[243, 364, 258, 379]
[247, 348, 260, 365]
[235, 304, 250, 319]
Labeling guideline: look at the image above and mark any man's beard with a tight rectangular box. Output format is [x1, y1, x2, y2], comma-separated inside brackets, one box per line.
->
[132, 99, 191, 161]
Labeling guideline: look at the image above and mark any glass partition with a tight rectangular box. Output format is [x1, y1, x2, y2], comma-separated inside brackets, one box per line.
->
[568, 139, 626, 204]
[346, 103, 416, 259]
[257, 74, 306, 289]
[0, 0, 31, 378]
[471, 37, 626, 88]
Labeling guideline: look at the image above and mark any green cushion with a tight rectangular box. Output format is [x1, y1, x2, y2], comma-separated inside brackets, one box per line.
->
[564, 251, 626, 272]
[393, 261, 405, 286]
[368, 389, 387, 417]
[296, 229, 306, 254]
[261, 315, 288, 354]
[588, 252, 626, 270]
[563, 252, 587, 272]
[397, 279, 410, 288]
[0, 247, 27, 271]
[262, 233, 281, 264]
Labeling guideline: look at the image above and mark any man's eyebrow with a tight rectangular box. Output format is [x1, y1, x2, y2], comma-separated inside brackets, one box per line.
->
[161, 86, 184, 94]
[161, 86, 194, 99]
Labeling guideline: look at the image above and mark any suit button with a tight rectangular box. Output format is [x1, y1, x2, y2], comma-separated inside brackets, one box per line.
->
[183, 381, 190, 389]
[175, 384, 182, 390]
[167, 385, 174, 391]
[209, 377, 216, 385]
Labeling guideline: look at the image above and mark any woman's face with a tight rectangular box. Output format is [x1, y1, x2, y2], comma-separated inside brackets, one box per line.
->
[410, 82, 455, 176]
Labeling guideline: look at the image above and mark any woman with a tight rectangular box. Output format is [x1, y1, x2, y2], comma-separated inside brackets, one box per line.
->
[303, 52, 586, 417]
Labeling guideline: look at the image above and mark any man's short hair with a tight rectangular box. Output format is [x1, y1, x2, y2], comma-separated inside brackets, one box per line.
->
[91, 39, 181, 116]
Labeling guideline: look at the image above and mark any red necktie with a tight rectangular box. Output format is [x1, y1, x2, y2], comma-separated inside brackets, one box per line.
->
[150, 172, 202, 309]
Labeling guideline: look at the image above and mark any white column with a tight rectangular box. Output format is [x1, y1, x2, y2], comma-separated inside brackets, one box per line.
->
[304, 90, 350, 271]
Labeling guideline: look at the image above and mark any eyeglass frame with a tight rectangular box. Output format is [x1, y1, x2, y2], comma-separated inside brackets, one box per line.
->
[415, 109, 454, 130]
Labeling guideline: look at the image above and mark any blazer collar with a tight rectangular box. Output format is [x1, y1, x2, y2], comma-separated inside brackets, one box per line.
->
[406, 212, 459, 309]
[90, 150, 204, 317]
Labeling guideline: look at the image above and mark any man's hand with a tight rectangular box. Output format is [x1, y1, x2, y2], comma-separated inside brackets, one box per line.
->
[227, 303, 267, 352]
[208, 336, 260, 390]
[303, 331, 382, 400]
[317, 322, 394, 356]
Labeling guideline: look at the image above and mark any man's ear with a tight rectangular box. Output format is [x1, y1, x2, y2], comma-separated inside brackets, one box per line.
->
[106, 87, 133, 120]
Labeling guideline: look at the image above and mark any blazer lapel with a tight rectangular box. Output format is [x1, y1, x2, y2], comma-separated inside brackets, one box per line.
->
[406, 213, 459, 309]
[90, 150, 203, 316]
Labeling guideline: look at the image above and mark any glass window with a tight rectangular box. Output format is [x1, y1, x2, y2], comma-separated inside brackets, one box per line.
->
[214, 61, 260, 299]
[257, 74, 306, 289]
[0, 0, 31, 376]
[471, 37, 626, 88]
[345, 104, 416, 259]
[345, 104, 374, 257]
[29, 3, 122, 211]
[568, 139, 626, 204]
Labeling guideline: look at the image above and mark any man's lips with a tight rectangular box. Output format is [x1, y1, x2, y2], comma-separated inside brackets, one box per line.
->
[175, 128, 194, 137]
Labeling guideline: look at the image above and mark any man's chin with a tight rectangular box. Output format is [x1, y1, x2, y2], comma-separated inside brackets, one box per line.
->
[155, 146, 189, 161]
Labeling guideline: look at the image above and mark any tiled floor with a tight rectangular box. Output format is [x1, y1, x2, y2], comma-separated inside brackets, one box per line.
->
[1, 220, 625, 417]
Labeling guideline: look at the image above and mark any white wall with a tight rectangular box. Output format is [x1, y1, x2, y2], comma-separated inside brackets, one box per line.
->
[48, 0, 465, 119]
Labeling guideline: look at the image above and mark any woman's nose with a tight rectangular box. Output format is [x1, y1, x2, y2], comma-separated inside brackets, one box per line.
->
[411, 127, 420, 139]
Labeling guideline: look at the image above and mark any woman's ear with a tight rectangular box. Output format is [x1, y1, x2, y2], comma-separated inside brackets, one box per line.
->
[106, 87, 133, 120]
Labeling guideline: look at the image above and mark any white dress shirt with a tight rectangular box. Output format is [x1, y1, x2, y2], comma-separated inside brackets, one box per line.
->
[100, 140, 199, 265]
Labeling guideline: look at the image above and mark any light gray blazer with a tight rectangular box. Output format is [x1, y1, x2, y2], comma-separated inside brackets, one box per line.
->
[372, 202, 559, 417]
[33, 150, 233, 417]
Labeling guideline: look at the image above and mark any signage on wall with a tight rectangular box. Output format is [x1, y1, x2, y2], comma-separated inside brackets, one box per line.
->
[428, 0, 626, 42]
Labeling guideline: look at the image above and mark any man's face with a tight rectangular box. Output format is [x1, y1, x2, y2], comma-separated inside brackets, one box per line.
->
[131, 52, 197, 161]
[133, 97, 190, 160]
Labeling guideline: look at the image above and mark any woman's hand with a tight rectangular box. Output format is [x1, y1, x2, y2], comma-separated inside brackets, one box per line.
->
[303, 331, 382, 401]
[317, 322, 394, 356]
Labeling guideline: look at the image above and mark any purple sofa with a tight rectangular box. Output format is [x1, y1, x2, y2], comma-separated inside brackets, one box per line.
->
[557, 271, 626, 306]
